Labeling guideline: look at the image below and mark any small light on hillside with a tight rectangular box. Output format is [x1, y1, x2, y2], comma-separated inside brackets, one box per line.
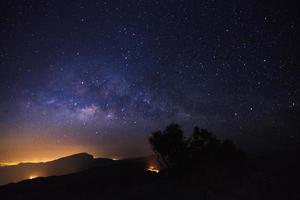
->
[147, 166, 159, 173]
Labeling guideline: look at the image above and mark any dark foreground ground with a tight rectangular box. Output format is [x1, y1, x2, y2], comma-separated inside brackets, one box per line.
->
[0, 152, 299, 200]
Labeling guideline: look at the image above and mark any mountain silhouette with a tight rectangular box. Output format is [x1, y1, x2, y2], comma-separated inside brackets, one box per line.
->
[0, 155, 163, 200]
[0, 153, 114, 186]
[0, 152, 299, 200]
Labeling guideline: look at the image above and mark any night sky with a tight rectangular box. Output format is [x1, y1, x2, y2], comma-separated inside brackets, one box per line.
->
[0, 0, 299, 163]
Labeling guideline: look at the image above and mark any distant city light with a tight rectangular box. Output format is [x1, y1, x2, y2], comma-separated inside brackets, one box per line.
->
[28, 175, 38, 179]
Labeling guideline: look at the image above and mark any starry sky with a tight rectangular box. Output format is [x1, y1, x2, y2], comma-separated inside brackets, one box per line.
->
[0, 0, 299, 163]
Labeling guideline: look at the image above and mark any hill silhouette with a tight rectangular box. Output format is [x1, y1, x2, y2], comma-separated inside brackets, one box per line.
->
[0, 124, 299, 199]
[0, 153, 114, 186]
[0, 152, 299, 199]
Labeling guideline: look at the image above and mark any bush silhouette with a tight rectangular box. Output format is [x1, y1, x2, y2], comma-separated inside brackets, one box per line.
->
[149, 123, 246, 178]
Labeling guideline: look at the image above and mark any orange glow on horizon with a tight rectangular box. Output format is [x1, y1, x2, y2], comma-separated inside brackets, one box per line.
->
[28, 175, 38, 179]
[0, 136, 101, 166]
[0, 159, 53, 166]
[0, 129, 104, 166]
[0, 157, 73, 167]
[0, 154, 91, 167]
[0, 162, 19, 166]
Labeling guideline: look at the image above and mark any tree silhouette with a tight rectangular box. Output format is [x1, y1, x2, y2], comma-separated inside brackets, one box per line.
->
[149, 123, 185, 169]
[149, 123, 246, 176]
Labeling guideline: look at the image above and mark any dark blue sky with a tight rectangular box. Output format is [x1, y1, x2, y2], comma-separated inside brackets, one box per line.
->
[0, 0, 299, 161]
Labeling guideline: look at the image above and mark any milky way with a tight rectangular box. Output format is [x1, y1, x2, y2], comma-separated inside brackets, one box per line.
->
[0, 0, 299, 161]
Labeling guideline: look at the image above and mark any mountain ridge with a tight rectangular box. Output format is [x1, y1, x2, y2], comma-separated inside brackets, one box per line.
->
[0, 152, 115, 186]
